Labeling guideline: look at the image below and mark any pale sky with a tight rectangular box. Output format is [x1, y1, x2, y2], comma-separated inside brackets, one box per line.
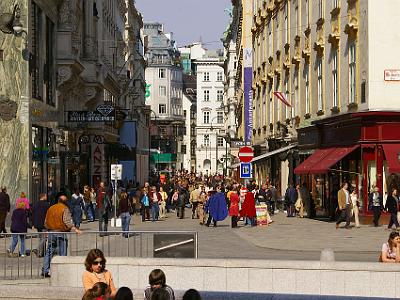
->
[135, 0, 232, 49]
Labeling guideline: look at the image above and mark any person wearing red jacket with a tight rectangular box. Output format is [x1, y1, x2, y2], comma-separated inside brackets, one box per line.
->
[240, 190, 257, 226]
[229, 188, 240, 228]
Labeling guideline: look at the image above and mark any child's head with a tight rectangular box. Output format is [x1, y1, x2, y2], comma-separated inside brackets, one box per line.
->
[149, 269, 166, 289]
[82, 282, 110, 300]
[151, 287, 170, 300]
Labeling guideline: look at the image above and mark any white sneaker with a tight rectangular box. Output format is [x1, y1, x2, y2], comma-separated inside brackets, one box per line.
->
[20, 254, 25, 258]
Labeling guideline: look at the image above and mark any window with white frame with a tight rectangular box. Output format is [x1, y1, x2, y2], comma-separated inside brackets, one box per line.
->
[203, 111, 210, 124]
[203, 134, 210, 146]
[306, 0, 310, 26]
[159, 104, 166, 114]
[159, 86, 166, 96]
[217, 90, 223, 101]
[268, 21, 272, 57]
[258, 90, 261, 128]
[349, 41, 356, 103]
[262, 86, 266, 127]
[284, 2, 289, 44]
[217, 111, 223, 124]
[295, 4, 300, 36]
[305, 63, 310, 114]
[203, 72, 210, 81]
[269, 82, 273, 124]
[275, 77, 281, 121]
[293, 70, 299, 118]
[276, 13, 281, 50]
[332, 49, 338, 107]
[332, 0, 339, 9]
[217, 72, 223, 81]
[318, 0, 324, 19]
[217, 137, 224, 147]
[285, 75, 289, 119]
[317, 58, 323, 111]
[158, 68, 165, 79]
[203, 90, 210, 101]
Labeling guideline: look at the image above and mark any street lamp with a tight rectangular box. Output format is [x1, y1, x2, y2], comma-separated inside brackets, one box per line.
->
[210, 116, 220, 174]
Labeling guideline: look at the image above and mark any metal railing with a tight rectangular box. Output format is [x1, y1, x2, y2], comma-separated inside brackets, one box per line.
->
[0, 230, 198, 279]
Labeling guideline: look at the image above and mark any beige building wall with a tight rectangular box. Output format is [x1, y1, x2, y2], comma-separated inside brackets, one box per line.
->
[367, 0, 400, 111]
[251, 0, 399, 140]
[236, 0, 254, 143]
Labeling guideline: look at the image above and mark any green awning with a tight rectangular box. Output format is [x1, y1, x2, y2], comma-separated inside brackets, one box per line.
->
[151, 153, 177, 163]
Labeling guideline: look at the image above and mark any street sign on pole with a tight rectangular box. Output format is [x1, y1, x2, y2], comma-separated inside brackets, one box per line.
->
[238, 146, 254, 163]
[240, 162, 252, 179]
[110, 164, 123, 180]
[110, 164, 122, 228]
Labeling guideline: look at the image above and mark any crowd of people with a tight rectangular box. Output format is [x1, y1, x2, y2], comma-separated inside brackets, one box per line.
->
[82, 248, 201, 300]
[1, 170, 400, 277]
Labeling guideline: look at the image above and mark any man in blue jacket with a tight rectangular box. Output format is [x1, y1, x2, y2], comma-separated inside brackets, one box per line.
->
[32, 193, 50, 257]
[285, 183, 298, 217]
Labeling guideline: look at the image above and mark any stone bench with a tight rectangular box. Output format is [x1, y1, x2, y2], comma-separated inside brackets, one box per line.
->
[51, 257, 400, 299]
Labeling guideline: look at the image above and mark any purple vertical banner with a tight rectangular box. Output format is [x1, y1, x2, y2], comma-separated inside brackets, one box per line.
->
[243, 48, 253, 145]
[244, 73, 253, 145]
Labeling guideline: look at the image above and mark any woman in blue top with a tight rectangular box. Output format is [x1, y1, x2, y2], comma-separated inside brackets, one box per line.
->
[141, 188, 151, 222]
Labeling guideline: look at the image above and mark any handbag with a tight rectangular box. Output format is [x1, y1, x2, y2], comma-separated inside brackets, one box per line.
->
[128, 200, 135, 215]
[295, 198, 302, 211]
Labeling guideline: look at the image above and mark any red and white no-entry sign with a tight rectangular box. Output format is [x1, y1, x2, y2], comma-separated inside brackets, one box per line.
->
[238, 146, 254, 163]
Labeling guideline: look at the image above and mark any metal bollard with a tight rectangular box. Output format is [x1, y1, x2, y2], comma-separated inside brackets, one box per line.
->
[320, 248, 335, 262]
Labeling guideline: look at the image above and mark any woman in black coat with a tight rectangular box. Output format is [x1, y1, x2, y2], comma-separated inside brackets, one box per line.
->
[8, 201, 30, 257]
[385, 189, 400, 229]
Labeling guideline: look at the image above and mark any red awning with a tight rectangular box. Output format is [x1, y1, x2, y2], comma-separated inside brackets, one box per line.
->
[311, 145, 360, 174]
[294, 148, 336, 174]
[295, 145, 359, 175]
[383, 144, 400, 174]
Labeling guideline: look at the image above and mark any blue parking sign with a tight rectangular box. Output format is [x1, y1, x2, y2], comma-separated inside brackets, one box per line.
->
[240, 162, 252, 179]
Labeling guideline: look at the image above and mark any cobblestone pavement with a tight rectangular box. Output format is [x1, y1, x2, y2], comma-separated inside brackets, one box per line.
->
[81, 208, 387, 262]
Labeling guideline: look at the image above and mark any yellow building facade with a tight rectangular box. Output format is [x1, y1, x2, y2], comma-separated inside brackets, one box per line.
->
[250, 0, 366, 194]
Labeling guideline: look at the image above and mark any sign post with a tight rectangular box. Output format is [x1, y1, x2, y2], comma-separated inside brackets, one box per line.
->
[238, 146, 254, 163]
[110, 164, 122, 227]
[240, 162, 252, 179]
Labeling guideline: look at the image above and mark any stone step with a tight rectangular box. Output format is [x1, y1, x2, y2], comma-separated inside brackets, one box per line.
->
[0, 283, 175, 300]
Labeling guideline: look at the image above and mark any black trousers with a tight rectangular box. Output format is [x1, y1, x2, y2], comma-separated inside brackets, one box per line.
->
[206, 215, 217, 227]
[231, 216, 238, 228]
[336, 205, 351, 226]
[0, 211, 7, 233]
[141, 206, 150, 222]
[192, 202, 199, 218]
[372, 206, 381, 227]
[178, 206, 185, 219]
[388, 212, 399, 229]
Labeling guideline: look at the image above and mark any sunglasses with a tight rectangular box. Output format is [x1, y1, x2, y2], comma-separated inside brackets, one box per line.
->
[92, 260, 104, 265]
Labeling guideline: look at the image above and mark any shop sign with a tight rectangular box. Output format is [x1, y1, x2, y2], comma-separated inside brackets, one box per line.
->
[67, 105, 115, 122]
[48, 158, 60, 164]
[33, 147, 49, 161]
[384, 70, 400, 81]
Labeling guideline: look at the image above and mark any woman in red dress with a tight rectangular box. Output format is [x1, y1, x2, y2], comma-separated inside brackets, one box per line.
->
[240, 191, 257, 226]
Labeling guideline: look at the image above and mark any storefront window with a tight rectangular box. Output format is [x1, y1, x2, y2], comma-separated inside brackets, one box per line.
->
[46, 130, 58, 200]
[32, 127, 45, 203]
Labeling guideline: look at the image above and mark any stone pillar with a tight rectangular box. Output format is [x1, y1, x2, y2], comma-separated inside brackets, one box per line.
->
[0, 0, 31, 203]
[83, 0, 94, 59]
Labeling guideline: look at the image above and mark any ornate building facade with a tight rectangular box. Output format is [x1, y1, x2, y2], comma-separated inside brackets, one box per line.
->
[250, 0, 400, 218]
[0, 0, 147, 203]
